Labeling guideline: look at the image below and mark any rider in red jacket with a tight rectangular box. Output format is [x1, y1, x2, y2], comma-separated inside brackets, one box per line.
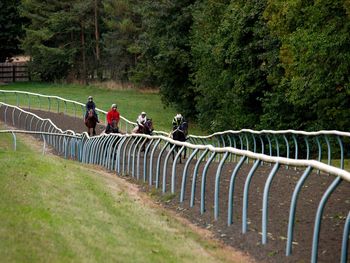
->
[106, 104, 120, 133]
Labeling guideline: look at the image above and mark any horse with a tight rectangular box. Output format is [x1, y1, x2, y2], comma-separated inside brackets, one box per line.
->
[133, 118, 154, 152]
[85, 109, 97, 136]
[171, 121, 188, 163]
[105, 119, 119, 134]
[134, 118, 154, 135]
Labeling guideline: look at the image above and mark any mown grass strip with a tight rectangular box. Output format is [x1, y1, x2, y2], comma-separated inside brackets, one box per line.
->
[0, 132, 242, 263]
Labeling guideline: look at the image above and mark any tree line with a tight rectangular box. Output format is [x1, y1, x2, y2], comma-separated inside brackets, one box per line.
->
[2, 0, 350, 132]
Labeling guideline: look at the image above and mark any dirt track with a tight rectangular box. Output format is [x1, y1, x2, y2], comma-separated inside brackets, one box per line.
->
[1, 108, 349, 263]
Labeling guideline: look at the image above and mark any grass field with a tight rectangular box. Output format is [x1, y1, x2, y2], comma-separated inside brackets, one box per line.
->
[0, 130, 247, 263]
[0, 82, 205, 135]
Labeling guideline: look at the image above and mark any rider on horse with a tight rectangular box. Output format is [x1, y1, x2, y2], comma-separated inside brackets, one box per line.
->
[136, 111, 147, 132]
[106, 104, 120, 133]
[172, 113, 185, 130]
[85, 96, 99, 123]
[172, 113, 188, 136]
[171, 113, 188, 162]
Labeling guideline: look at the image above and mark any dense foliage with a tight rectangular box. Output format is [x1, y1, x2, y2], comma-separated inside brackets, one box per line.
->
[13, 0, 350, 131]
[0, 0, 25, 62]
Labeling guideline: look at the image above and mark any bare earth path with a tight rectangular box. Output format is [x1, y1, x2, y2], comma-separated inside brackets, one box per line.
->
[2, 108, 350, 263]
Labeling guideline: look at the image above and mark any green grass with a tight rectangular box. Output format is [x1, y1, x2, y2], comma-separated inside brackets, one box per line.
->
[0, 82, 205, 135]
[0, 132, 238, 263]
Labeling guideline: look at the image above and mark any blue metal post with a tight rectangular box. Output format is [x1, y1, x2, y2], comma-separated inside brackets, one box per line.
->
[190, 149, 209, 207]
[171, 145, 185, 193]
[324, 135, 331, 166]
[341, 211, 350, 263]
[336, 136, 344, 170]
[242, 159, 261, 233]
[286, 166, 313, 256]
[180, 148, 199, 203]
[283, 135, 290, 169]
[162, 144, 176, 193]
[214, 152, 230, 220]
[227, 156, 247, 226]
[262, 162, 280, 244]
[155, 142, 170, 189]
[143, 139, 154, 182]
[149, 139, 161, 186]
[200, 151, 217, 214]
[304, 137, 310, 160]
[311, 176, 342, 263]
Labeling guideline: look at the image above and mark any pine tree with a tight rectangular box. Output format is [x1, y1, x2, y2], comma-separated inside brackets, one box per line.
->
[0, 0, 25, 62]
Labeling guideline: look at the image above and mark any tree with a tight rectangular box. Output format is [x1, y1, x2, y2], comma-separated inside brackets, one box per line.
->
[134, 0, 197, 117]
[191, 0, 277, 131]
[0, 0, 25, 62]
[263, 0, 350, 130]
[103, 0, 142, 81]
[21, 0, 102, 82]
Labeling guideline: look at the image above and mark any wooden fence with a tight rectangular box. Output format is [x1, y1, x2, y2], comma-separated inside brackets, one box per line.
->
[0, 62, 30, 82]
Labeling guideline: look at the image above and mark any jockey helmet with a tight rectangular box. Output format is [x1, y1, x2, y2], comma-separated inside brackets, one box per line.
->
[88, 96, 93, 100]
[141, 111, 146, 116]
[111, 104, 117, 109]
[175, 113, 182, 120]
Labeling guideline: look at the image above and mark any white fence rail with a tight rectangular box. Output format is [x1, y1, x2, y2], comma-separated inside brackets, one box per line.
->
[1, 90, 350, 170]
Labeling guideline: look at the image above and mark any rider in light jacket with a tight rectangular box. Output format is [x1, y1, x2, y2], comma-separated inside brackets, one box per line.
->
[172, 113, 184, 130]
[136, 112, 147, 129]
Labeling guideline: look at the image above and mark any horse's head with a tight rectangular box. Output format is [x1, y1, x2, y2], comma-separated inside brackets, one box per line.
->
[172, 122, 188, 142]
[178, 121, 188, 136]
[85, 109, 97, 131]
[111, 119, 118, 128]
[106, 119, 119, 134]
[88, 109, 94, 117]
[144, 118, 154, 134]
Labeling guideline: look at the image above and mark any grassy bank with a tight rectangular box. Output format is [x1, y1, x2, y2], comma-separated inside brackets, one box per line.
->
[0, 132, 243, 263]
[0, 82, 204, 134]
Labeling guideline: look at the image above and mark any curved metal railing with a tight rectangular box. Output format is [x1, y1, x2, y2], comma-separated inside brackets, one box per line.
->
[0, 89, 144, 134]
[1, 90, 349, 170]
[0, 103, 349, 263]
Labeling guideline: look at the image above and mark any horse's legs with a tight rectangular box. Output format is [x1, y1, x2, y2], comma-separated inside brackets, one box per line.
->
[93, 128, 96, 136]
[174, 145, 182, 164]
[141, 139, 148, 152]
[171, 144, 175, 161]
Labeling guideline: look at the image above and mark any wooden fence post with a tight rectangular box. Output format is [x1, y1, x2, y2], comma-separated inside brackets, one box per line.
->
[12, 65, 16, 82]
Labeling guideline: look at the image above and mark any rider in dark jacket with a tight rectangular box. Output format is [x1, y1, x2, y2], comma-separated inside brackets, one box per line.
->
[85, 96, 99, 123]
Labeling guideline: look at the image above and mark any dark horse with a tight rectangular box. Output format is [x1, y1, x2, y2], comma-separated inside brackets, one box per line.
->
[105, 119, 119, 134]
[85, 109, 97, 136]
[133, 118, 154, 152]
[171, 121, 188, 163]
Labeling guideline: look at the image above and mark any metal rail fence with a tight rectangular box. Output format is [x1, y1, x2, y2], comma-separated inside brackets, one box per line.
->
[0, 103, 349, 263]
[0, 89, 140, 134]
[0, 103, 81, 159]
[1, 90, 350, 170]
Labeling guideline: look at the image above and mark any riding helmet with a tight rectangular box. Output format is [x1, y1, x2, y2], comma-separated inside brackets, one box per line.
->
[111, 104, 117, 108]
[88, 96, 93, 100]
[141, 111, 146, 115]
